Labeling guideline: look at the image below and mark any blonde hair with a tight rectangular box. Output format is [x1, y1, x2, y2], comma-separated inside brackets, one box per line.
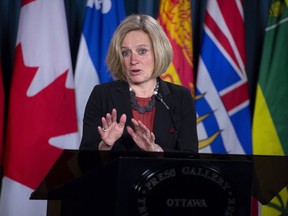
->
[106, 14, 173, 81]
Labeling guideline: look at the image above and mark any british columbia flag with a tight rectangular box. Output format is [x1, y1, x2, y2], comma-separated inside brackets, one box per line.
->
[195, 0, 252, 155]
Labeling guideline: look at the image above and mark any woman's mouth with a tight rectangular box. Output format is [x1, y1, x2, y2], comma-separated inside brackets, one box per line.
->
[131, 69, 141, 74]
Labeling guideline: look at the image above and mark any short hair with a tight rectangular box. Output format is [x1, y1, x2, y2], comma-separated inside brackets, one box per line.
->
[106, 14, 173, 81]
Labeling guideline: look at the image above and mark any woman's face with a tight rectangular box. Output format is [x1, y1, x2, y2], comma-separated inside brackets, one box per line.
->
[121, 30, 155, 85]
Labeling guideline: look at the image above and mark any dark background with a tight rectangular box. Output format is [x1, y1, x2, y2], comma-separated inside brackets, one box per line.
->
[0, 0, 271, 120]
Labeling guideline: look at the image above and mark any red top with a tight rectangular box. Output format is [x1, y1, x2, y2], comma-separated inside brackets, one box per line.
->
[132, 97, 156, 131]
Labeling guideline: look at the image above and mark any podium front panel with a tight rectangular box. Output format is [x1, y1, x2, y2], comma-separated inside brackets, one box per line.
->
[31, 150, 256, 216]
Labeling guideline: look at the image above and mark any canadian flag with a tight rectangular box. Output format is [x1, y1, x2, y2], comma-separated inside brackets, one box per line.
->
[0, 0, 79, 215]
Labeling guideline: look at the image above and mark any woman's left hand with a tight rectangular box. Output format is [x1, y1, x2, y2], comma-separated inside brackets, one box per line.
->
[127, 118, 163, 152]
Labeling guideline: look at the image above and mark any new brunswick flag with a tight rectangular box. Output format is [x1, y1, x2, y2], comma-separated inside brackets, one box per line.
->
[158, 0, 194, 95]
[252, 0, 288, 214]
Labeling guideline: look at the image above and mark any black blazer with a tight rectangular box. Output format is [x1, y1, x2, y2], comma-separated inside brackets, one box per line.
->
[80, 78, 198, 153]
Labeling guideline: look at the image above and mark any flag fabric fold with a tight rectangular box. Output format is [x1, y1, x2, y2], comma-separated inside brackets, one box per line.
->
[75, 0, 125, 137]
[195, 0, 252, 155]
[0, 57, 4, 166]
[0, 0, 79, 215]
[252, 0, 288, 214]
[157, 0, 194, 95]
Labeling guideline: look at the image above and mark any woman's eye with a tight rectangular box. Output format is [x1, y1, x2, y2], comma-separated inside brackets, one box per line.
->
[121, 50, 131, 57]
[138, 49, 147, 55]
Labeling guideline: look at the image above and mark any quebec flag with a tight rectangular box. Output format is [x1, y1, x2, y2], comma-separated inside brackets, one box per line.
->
[195, 0, 252, 155]
[75, 0, 125, 137]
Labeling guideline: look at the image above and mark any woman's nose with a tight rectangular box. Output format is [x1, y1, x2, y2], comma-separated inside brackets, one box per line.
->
[130, 52, 138, 64]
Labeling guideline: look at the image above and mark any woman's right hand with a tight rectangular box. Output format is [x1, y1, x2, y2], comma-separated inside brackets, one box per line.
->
[98, 108, 126, 150]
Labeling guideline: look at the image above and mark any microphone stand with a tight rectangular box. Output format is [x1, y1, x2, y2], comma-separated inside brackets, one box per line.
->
[155, 93, 183, 151]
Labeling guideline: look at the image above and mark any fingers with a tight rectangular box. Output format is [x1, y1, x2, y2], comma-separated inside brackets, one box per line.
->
[98, 126, 105, 136]
[99, 110, 126, 148]
[119, 113, 127, 128]
[101, 111, 155, 147]
[150, 132, 156, 142]
[131, 118, 151, 138]
[138, 121, 151, 138]
[101, 116, 109, 131]
[111, 108, 117, 123]
[101, 109, 116, 130]
[131, 118, 139, 127]
[100, 109, 126, 136]
[129, 118, 154, 144]
[126, 125, 137, 139]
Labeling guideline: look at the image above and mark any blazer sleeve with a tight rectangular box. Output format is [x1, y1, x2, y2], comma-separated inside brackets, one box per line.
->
[79, 85, 105, 150]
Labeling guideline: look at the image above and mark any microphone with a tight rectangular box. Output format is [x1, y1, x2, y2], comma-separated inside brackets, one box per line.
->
[154, 92, 169, 110]
[155, 92, 183, 151]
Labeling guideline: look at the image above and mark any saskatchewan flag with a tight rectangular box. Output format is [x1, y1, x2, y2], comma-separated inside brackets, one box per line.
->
[252, 0, 288, 215]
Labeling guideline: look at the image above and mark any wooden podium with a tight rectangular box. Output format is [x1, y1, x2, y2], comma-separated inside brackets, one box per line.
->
[30, 150, 288, 216]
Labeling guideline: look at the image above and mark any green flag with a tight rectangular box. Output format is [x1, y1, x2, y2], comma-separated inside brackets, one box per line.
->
[252, 0, 288, 214]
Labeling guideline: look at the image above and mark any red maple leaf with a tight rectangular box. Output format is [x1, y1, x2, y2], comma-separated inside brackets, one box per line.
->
[5, 44, 78, 190]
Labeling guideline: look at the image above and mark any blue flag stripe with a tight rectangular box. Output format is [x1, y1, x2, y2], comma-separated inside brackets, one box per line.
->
[83, 2, 125, 83]
[201, 32, 241, 92]
[230, 107, 252, 154]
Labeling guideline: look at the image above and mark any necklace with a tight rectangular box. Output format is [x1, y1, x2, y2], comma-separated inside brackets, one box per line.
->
[130, 81, 159, 114]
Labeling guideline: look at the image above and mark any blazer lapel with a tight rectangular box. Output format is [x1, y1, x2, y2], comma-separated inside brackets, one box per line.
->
[111, 81, 133, 125]
[153, 79, 172, 142]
